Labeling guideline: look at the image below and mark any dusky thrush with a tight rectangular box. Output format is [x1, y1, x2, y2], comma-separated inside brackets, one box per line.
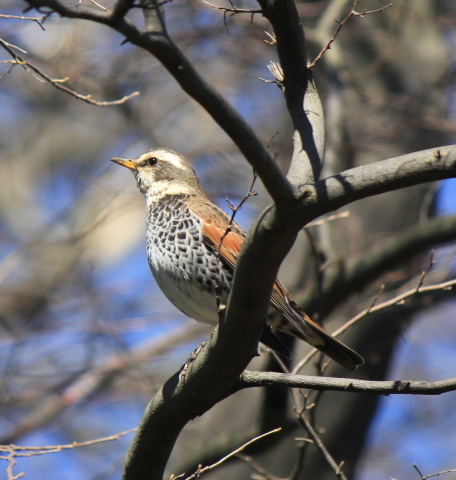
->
[112, 148, 364, 370]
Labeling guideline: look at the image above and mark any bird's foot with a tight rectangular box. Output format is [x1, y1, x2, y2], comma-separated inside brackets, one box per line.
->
[178, 341, 208, 383]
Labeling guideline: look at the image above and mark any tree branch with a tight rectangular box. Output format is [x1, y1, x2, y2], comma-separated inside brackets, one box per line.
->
[308, 1, 393, 69]
[300, 146, 456, 219]
[258, 0, 325, 184]
[111, 0, 135, 22]
[296, 413, 349, 480]
[238, 372, 456, 396]
[184, 428, 281, 480]
[0, 38, 139, 106]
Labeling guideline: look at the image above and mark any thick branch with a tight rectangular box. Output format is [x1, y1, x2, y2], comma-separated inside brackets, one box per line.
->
[239, 371, 456, 395]
[300, 146, 456, 219]
[258, 0, 325, 184]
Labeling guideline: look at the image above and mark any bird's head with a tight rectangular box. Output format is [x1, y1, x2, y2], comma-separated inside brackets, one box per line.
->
[111, 148, 202, 196]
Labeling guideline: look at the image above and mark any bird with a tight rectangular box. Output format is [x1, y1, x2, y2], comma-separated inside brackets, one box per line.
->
[111, 148, 364, 371]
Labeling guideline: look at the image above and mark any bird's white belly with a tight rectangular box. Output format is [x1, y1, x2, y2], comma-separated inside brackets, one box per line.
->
[152, 267, 221, 325]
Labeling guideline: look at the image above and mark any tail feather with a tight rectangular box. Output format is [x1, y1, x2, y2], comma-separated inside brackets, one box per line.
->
[304, 326, 364, 371]
[268, 280, 364, 370]
[275, 302, 364, 371]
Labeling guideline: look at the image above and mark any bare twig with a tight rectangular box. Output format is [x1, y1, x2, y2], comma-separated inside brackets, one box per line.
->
[0, 430, 135, 479]
[265, 131, 280, 149]
[236, 453, 283, 480]
[289, 390, 318, 480]
[293, 272, 455, 375]
[0, 39, 139, 106]
[217, 169, 257, 252]
[213, 170, 257, 310]
[366, 284, 385, 313]
[0, 13, 48, 29]
[202, 0, 262, 16]
[259, 61, 284, 84]
[0, 40, 28, 54]
[0, 429, 135, 456]
[298, 414, 349, 480]
[289, 435, 311, 480]
[330, 265, 449, 341]
[415, 251, 435, 291]
[413, 464, 456, 479]
[87, 0, 108, 11]
[183, 428, 281, 480]
[202, 0, 261, 31]
[308, 1, 394, 69]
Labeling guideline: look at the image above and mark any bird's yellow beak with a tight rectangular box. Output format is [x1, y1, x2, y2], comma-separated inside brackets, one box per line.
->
[111, 157, 137, 170]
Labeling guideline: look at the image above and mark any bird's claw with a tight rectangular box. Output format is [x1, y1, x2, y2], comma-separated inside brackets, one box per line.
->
[178, 342, 208, 383]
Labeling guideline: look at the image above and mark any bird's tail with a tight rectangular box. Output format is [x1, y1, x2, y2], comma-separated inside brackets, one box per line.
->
[288, 305, 364, 371]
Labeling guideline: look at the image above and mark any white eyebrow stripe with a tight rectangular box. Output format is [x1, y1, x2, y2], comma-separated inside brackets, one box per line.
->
[139, 149, 187, 170]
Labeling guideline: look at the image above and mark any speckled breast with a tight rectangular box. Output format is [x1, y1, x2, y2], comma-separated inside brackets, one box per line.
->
[145, 194, 232, 325]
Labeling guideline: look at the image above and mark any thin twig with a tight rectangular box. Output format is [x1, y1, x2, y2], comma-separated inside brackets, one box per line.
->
[366, 284, 385, 313]
[289, 391, 314, 480]
[0, 40, 28, 54]
[415, 251, 435, 292]
[263, 31, 276, 45]
[0, 429, 135, 480]
[236, 453, 283, 480]
[266, 131, 280, 149]
[0, 13, 48, 30]
[413, 464, 456, 479]
[202, 0, 262, 16]
[308, 1, 393, 69]
[183, 428, 282, 480]
[218, 169, 258, 252]
[0, 39, 139, 106]
[292, 273, 456, 375]
[0, 429, 136, 456]
[213, 170, 257, 308]
[201, 0, 261, 31]
[87, 0, 108, 11]
[298, 414, 349, 480]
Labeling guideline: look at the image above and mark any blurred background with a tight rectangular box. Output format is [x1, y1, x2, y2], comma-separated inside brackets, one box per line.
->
[1, 0, 456, 478]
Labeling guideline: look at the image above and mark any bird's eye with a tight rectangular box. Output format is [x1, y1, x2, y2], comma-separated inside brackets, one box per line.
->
[143, 157, 158, 167]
